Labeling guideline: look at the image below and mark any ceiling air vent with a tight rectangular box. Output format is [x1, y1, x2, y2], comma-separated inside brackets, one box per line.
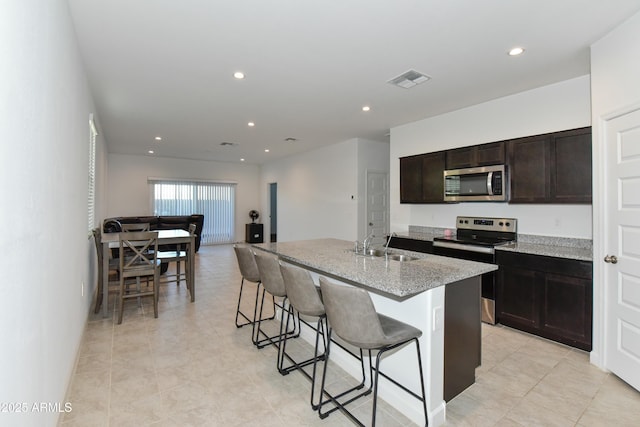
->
[388, 69, 431, 89]
[220, 142, 236, 146]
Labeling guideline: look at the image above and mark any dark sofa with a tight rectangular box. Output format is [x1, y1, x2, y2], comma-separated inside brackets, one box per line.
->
[103, 214, 204, 252]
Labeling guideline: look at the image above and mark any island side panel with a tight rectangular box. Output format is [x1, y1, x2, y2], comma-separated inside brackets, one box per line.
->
[444, 276, 482, 401]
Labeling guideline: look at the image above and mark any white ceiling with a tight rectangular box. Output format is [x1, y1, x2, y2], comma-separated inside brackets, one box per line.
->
[67, 0, 640, 164]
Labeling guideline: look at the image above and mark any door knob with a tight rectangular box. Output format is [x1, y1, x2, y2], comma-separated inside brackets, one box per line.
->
[604, 255, 618, 264]
[369, 222, 374, 226]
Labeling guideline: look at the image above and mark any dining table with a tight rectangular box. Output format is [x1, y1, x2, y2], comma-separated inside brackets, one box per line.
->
[100, 228, 196, 317]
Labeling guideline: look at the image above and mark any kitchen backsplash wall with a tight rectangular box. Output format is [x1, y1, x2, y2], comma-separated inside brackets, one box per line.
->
[389, 75, 593, 239]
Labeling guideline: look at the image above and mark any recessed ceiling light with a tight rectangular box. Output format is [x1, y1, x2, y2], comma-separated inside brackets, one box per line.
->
[148, 150, 154, 154]
[264, 149, 270, 153]
[154, 136, 162, 141]
[247, 122, 255, 127]
[509, 47, 525, 56]
[362, 106, 371, 112]
[233, 71, 245, 79]
[240, 158, 245, 162]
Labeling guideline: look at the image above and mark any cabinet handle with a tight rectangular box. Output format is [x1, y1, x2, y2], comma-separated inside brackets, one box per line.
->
[604, 255, 618, 264]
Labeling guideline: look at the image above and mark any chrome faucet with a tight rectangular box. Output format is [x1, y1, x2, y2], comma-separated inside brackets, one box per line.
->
[363, 232, 375, 254]
[384, 232, 397, 255]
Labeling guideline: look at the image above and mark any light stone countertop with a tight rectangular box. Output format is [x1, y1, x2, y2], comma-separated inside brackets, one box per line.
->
[495, 241, 592, 262]
[396, 227, 593, 262]
[252, 238, 497, 301]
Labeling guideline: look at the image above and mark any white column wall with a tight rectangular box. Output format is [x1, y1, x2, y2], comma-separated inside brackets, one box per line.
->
[389, 75, 593, 238]
[0, 1, 100, 425]
[356, 138, 391, 241]
[260, 140, 360, 242]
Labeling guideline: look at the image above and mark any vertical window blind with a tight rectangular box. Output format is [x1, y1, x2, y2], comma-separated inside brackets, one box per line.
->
[87, 115, 97, 235]
[149, 179, 236, 244]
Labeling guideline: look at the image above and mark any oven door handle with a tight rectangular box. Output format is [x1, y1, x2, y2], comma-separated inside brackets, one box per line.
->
[433, 240, 495, 254]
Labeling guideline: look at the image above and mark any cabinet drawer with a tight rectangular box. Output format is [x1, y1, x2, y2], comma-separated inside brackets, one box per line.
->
[496, 251, 592, 280]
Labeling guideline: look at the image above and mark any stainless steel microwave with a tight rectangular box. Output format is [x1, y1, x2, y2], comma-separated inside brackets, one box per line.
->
[443, 164, 507, 202]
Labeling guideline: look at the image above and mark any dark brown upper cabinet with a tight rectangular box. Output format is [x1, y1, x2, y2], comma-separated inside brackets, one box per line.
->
[550, 128, 593, 203]
[400, 151, 446, 203]
[399, 155, 424, 203]
[445, 141, 505, 169]
[507, 127, 592, 204]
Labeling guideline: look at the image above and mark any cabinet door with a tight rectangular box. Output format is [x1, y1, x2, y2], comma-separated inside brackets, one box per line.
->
[399, 155, 423, 203]
[507, 135, 551, 203]
[421, 151, 446, 203]
[550, 127, 592, 203]
[445, 141, 505, 169]
[541, 273, 592, 351]
[445, 146, 474, 169]
[497, 265, 540, 330]
[476, 141, 505, 166]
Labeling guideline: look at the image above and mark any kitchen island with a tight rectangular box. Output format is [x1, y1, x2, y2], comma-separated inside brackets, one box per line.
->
[253, 238, 497, 426]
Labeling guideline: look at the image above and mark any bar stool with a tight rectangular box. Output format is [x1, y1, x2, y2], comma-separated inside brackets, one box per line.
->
[318, 277, 428, 427]
[278, 263, 329, 409]
[233, 245, 276, 339]
[253, 251, 300, 349]
[280, 264, 371, 411]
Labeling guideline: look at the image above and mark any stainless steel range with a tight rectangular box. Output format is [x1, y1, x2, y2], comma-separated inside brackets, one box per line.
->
[433, 216, 517, 324]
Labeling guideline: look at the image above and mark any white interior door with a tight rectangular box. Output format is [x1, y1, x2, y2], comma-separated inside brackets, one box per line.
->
[604, 107, 640, 391]
[366, 171, 389, 246]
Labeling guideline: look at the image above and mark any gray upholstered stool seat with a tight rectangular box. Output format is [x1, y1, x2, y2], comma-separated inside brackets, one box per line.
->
[233, 245, 276, 344]
[318, 277, 428, 427]
[252, 251, 300, 349]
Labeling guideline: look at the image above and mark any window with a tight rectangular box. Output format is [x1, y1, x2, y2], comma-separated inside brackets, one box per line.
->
[149, 179, 236, 244]
[87, 115, 97, 235]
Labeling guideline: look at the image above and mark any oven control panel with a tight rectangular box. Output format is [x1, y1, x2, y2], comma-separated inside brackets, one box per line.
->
[456, 216, 517, 233]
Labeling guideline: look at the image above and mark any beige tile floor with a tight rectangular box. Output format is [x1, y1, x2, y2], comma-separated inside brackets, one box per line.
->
[60, 244, 640, 427]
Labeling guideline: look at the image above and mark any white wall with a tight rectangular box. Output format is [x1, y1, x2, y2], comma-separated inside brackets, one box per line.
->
[0, 1, 99, 425]
[356, 138, 391, 240]
[590, 10, 640, 368]
[390, 75, 593, 238]
[259, 138, 389, 243]
[107, 154, 261, 242]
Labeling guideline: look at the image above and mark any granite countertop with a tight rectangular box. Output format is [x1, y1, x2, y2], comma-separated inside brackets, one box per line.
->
[252, 238, 497, 301]
[495, 237, 593, 262]
[397, 226, 593, 262]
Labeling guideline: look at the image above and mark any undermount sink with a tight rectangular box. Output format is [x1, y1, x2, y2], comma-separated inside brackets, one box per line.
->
[363, 248, 386, 257]
[386, 254, 419, 262]
[350, 248, 418, 262]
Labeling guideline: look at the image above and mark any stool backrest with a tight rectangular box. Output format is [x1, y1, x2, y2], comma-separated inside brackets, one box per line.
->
[319, 277, 386, 349]
[254, 251, 286, 297]
[280, 263, 324, 317]
[233, 245, 260, 283]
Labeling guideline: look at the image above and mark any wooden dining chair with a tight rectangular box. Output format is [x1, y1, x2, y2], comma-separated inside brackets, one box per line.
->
[92, 227, 119, 314]
[121, 223, 150, 232]
[117, 231, 161, 324]
[156, 223, 196, 287]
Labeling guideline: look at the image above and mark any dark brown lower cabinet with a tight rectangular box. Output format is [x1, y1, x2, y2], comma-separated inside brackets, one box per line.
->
[387, 236, 434, 253]
[496, 251, 592, 351]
